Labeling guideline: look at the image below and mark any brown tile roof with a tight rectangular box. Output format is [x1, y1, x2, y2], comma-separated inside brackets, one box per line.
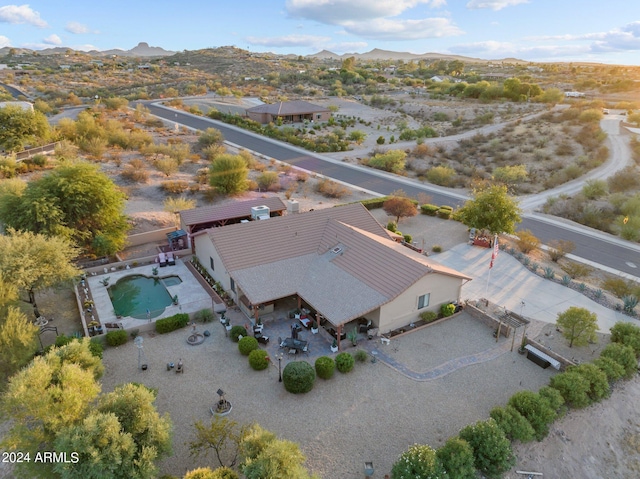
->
[245, 100, 330, 116]
[180, 197, 286, 227]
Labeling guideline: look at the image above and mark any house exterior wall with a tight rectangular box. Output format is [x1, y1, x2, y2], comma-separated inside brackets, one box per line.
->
[193, 234, 234, 298]
[378, 274, 463, 333]
[246, 111, 269, 123]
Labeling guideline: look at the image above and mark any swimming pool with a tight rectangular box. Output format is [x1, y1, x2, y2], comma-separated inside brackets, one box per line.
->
[107, 274, 181, 319]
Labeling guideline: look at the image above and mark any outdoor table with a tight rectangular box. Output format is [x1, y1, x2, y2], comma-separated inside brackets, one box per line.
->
[282, 337, 307, 351]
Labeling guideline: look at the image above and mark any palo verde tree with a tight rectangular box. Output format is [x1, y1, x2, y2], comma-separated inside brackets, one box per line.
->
[383, 193, 418, 224]
[189, 416, 250, 468]
[209, 154, 249, 195]
[457, 184, 522, 235]
[556, 306, 599, 348]
[0, 162, 129, 256]
[0, 104, 51, 152]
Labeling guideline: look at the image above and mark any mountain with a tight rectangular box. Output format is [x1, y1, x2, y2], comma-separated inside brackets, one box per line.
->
[94, 42, 175, 57]
[307, 48, 510, 63]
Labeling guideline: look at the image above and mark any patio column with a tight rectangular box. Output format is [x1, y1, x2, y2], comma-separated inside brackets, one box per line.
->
[337, 324, 342, 351]
[297, 296, 302, 309]
[253, 305, 259, 322]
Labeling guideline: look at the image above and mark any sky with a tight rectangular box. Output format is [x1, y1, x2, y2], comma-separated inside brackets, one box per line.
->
[1, 1, 640, 64]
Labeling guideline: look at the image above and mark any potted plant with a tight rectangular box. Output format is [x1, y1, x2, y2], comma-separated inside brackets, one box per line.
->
[518, 334, 527, 354]
[311, 321, 319, 334]
[330, 339, 338, 353]
[172, 294, 179, 305]
[100, 276, 110, 287]
[224, 318, 232, 331]
[152, 266, 159, 276]
[293, 308, 301, 319]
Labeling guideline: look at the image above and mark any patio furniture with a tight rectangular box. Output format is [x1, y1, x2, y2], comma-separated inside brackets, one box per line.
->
[327, 327, 346, 340]
[158, 252, 168, 267]
[288, 348, 297, 356]
[282, 337, 308, 352]
[176, 359, 184, 373]
[167, 252, 176, 266]
[256, 334, 269, 344]
[299, 317, 312, 329]
[278, 336, 284, 348]
[359, 319, 372, 333]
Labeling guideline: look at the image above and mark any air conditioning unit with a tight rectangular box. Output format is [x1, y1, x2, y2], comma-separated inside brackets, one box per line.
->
[287, 199, 299, 214]
[250, 205, 270, 220]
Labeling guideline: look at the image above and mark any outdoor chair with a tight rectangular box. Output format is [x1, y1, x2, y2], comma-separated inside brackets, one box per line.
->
[302, 344, 309, 356]
[288, 348, 297, 357]
[278, 337, 284, 348]
[176, 360, 184, 373]
[359, 319, 372, 333]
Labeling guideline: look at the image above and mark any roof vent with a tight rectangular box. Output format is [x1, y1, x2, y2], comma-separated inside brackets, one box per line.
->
[331, 246, 343, 255]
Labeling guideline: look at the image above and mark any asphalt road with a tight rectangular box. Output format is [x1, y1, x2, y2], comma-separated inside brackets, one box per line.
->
[142, 102, 640, 278]
[0, 82, 27, 99]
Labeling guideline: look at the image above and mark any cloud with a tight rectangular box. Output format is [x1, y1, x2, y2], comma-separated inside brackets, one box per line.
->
[0, 35, 11, 48]
[450, 40, 591, 60]
[466, 0, 529, 11]
[65, 21, 97, 34]
[285, 0, 442, 24]
[344, 17, 463, 40]
[247, 34, 332, 49]
[589, 22, 640, 52]
[43, 34, 62, 45]
[0, 4, 47, 27]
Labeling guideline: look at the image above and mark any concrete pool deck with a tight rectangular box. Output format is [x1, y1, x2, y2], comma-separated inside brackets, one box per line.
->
[87, 259, 213, 329]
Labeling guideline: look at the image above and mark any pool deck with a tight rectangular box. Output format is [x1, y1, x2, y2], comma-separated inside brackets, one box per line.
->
[87, 259, 213, 329]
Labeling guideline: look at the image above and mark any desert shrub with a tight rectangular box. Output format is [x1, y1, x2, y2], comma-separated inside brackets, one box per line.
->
[387, 221, 398, 232]
[432, 245, 442, 253]
[335, 352, 355, 373]
[238, 336, 259, 356]
[579, 108, 604, 123]
[367, 149, 406, 173]
[194, 309, 215, 323]
[403, 233, 413, 243]
[489, 405, 535, 442]
[507, 390, 556, 440]
[608, 166, 640, 193]
[561, 262, 593, 279]
[601, 343, 638, 379]
[548, 239, 575, 262]
[197, 127, 225, 150]
[592, 356, 626, 383]
[436, 206, 453, 219]
[538, 386, 566, 416]
[459, 419, 514, 478]
[314, 356, 335, 379]
[420, 311, 438, 323]
[105, 330, 128, 347]
[161, 180, 189, 194]
[155, 157, 179, 177]
[435, 436, 476, 479]
[412, 143, 433, 157]
[571, 363, 610, 403]
[601, 277, 633, 298]
[315, 178, 350, 198]
[420, 204, 439, 216]
[493, 164, 528, 184]
[354, 349, 368, 362]
[550, 370, 592, 408]
[248, 349, 269, 370]
[391, 444, 445, 479]
[610, 322, 640, 356]
[229, 325, 247, 342]
[440, 303, 455, 317]
[582, 179, 608, 199]
[121, 166, 149, 183]
[256, 171, 280, 191]
[516, 229, 540, 253]
[155, 313, 190, 334]
[282, 361, 315, 394]
[202, 144, 226, 161]
[426, 165, 456, 186]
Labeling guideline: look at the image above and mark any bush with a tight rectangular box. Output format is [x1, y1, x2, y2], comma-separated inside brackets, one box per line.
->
[601, 277, 634, 298]
[256, 171, 280, 191]
[155, 313, 190, 334]
[391, 444, 445, 479]
[490, 405, 536, 442]
[550, 370, 592, 408]
[335, 352, 355, 373]
[238, 336, 259, 356]
[282, 361, 315, 394]
[229, 325, 247, 342]
[315, 178, 350, 198]
[194, 308, 215, 323]
[516, 229, 540, 253]
[160, 180, 189, 194]
[459, 419, 514, 478]
[354, 349, 368, 362]
[420, 204, 439, 216]
[548, 239, 575, 262]
[358, 196, 390, 209]
[432, 245, 442, 253]
[426, 166, 456, 186]
[248, 349, 269, 370]
[105, 330, 127, 347]
[610, 322, 640, 356]
[436, 436, 476, 479]
[561, 262, 593, 279]
[315, 356, 335, 379]
[600, 343, 637, 379]
[572, 363, 610, 403]
[440, 303, 455, 317]
[507, 390, 556, 440]
[367, 150, 406, 173]
[592, 356, 626, 383]
[436, 206, 453, 219]
[420, 311, 438, 323]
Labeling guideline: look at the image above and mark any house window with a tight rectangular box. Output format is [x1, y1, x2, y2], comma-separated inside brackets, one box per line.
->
[230, 277, 235, 292]
[316, 114, 322, 119]
[417, 293, 430, 309]
[209, 257, 214, 271]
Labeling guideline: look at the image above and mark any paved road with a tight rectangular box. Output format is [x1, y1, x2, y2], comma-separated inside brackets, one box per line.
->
[141, 102, 640, 279]
[0, 82, 27, 99]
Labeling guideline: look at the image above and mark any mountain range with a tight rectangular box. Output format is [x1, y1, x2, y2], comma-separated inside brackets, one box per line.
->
[0, 42, 175, 58]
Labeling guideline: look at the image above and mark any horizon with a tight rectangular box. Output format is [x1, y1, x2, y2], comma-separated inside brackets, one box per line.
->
[0, 1, 639, 65]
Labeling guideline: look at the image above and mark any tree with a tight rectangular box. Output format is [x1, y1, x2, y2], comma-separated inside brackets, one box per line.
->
[209, 154, 249, 195]
[367, 149, 406, 173]
[184, 467, 239, 479]
[549, 370, 591, 408]
[0, 229, 80, 304]
[457, 185, 522, 235]
[348, 130, 366, 144]
[0, 104, 51, 152]
[0, 162, 129, 255]
[489, 405, 535, 442]
[600, 343, 637, 379]
[436, 436, 476, 479]
[507, 390, 556, 440]
[459, 419, 514, 478]
[383, 196, 418, 224]
[391, 443, 445, 479]
[189, 417, 249, 468]
[556, 306, 599, 348]
[197, 128, 225, 150]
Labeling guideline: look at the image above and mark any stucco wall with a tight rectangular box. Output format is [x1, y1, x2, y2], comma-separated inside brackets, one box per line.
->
[193, 234, 233, 296]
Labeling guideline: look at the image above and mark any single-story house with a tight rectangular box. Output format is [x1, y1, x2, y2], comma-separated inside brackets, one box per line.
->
[180, 197, 287, 248]
[245, 100, 331, 124]
[193, 203, 471, 341]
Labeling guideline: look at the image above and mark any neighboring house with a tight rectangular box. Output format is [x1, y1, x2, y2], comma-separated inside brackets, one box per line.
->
[180, 196, 287, 247]
[565, 91, 586, 98]
[0, 101, 33, 111]
[193, 204, 470, 340]
[245, 100, 331, 124]
[430, 75, 444, 82]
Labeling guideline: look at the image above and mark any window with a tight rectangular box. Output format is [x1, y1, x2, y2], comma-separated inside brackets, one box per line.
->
[209, 257, 214, 271]
[230, 277, 235, 292]
[417, 293, 430, 309]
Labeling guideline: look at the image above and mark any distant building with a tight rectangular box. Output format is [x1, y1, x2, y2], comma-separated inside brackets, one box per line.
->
[564, 91, 586, 98]
[245, 100, 331, 124]
[0, 101, 34, 112]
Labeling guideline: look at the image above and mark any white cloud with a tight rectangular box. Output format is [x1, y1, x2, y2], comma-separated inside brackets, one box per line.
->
[327, 41, 369, 53]
[466, 0, 529, 11]
[65, 21, 97, 34]
[0, 4, 47, 27]
[43, 34, 62, 45]
[247, 34, 332, 49]
[0, 35, 11, 48]
[343, 17, 463, 40]
[286, 0, 441, 24]
[589, 22, 640, 52]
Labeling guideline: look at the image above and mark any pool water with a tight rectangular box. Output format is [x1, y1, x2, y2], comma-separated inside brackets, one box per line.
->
[108, 274, 180, 319]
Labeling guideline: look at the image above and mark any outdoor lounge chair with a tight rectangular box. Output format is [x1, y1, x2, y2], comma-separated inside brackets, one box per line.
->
[167, 252, 176, 266]
[359, 319, 372, 333]
[158, 252, 167, 267]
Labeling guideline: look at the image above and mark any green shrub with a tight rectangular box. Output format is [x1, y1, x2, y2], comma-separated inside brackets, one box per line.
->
[155, 313, 190, 334]
[609, 322, 640, 357]
[550, 371, 591, 408]
[391, 444, 445, 479]
[600, 343, 637, 378]
[538, 386, 566, 417]
[592, 356, 626, 383]
[420, 204, 439, 216]
[420, 311, 438, 323]
[282, 361, 315, 394]
[315, 356, 335, 379]
[490, 405, 536, 442]
[238, 336, 259, 356]
[229, 325, 247, 342]
[440, 303, 455, 317]
[571, 363, 610, 403]
[436, 436, 476, 479]
[367, 149, 406, 173]
[507, 390, 556, 440]
[248, 349, 269, 370]
[89, 338, 104, 359]
[436, 207, 453, 219]
[459, 419, 514, 478]
[359, 196, 390, 209]
[194, 308, 215, 323]
[426, 166, 456, 186]
[354, 349, 368, 363]
[106, 330, 128, 347]
[335, 352, 355, 373]
[432, 245, 442, 253]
